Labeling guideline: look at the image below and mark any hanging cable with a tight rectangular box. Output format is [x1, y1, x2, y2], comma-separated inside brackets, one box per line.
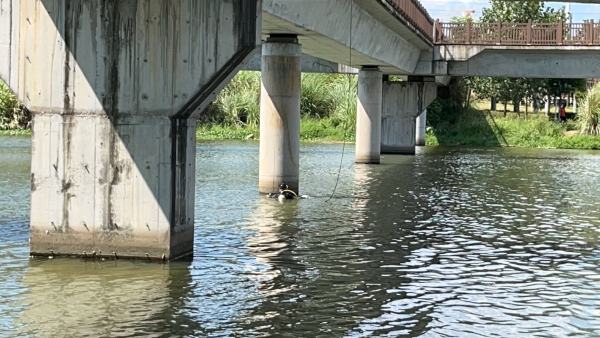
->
[327, 1, 353, 202]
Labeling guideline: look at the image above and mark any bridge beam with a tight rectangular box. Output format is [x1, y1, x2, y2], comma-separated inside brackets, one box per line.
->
[381, 78, 436, 155]
[259, 35, 301, 194]
[355, 66, 383, 164]
[436, 46, 600, 78]
[8, 0, 260, 260]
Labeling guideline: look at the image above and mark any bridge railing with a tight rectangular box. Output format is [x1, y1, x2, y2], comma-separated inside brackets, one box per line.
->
[434, 20, 600, 45]
[386, 0, 434, 40]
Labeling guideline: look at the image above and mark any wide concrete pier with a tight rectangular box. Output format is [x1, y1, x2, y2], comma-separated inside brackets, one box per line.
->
[258, 35, 301, 194]
[1, 0, 260, 260]
[355, 67, 383, 164]
[381, 79, 436, 155]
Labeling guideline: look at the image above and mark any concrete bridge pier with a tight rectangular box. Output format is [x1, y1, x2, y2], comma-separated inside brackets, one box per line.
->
[355, 66, 383, 164]
[416, 110, 427, 146]
[381, 78, 437, 155]
[259, 35, 301, 194]
[1, 0, 260, 260]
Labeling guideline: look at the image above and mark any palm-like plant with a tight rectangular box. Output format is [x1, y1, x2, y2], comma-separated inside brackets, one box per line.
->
[578, 84, 600, 135]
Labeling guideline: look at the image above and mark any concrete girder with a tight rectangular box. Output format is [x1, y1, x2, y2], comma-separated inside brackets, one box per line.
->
[435, 45, 600, 78]
[262, 0, 424, 74]
[243, 48, 357, 74]
[448, 49, 600, 78]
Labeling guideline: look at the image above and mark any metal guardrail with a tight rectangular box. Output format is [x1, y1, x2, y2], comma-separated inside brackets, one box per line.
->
[434, 20, 600, 45]
[386, 0, 434, 40]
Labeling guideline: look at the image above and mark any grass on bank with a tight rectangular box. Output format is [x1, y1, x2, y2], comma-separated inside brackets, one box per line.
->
[197, 71, 355, 142]
[427, 107, 600, 150]
[471, 100, 577, 115]
[4, 73, 600, 150]
[196, 116, 352, 142]
[0, 129, 31, 137]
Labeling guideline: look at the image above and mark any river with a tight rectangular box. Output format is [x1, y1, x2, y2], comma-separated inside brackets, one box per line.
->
[1, 136, 600, 337]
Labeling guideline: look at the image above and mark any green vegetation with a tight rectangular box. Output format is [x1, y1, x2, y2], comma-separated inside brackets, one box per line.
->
[0, 129, 31, 136]
[578, 84, 600, 135]
[0, 81, 29, 132]
[427, 107, 600, 149]
[463, 1, 586, 114]
[199, 71, 356, 142]
[3, 70, 600, 150]
[196, 116, 352, 142]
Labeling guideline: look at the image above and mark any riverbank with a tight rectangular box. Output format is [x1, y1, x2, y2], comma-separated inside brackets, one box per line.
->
[196, 117, 351, 142]
[4, 111, 600, 150]
[0, 118, 352, 142]
[427, 108, 600, 150]
[0, 129, 30, 137]
[197, 108, 600, 150]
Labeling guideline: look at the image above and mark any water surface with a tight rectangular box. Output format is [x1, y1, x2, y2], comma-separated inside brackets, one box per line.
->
[2, 137, 600, 337]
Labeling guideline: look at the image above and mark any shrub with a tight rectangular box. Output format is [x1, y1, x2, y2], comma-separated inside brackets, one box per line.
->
[203, 71, 357, 136]
[0, 81, 29, 130]
[577, 84, 600, 135]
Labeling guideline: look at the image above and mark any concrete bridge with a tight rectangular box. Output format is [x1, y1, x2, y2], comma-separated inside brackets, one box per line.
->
[0, 0, 438, 260]
[0, 0, 597, 260]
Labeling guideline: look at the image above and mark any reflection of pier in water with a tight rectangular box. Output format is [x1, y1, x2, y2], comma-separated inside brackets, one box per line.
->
[16, 260, 199, 337]
[240, 158, 438, 336]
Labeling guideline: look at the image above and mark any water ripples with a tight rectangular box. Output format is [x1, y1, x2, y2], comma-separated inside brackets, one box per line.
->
[1, 140, 600, 337]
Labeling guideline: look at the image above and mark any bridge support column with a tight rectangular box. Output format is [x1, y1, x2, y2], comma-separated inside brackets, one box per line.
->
[30, 114, 197, 260]
[415, 110, 427, 146]
[381, 78, 437, 155]
[355, 66, 383, 164]
[9, 1, 260, 260]
[259, 35, 301, 193]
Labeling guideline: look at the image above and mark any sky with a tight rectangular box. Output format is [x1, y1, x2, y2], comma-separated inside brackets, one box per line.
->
[421, 0, 600, 22]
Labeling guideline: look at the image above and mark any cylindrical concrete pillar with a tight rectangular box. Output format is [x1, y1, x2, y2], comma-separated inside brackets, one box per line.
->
[259, 35, 301, 194]
[355, 67, 383, 164]
[415, 109, 427, 146]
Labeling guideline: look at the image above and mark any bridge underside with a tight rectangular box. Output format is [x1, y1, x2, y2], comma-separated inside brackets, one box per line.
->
[262, 0, 431, 74]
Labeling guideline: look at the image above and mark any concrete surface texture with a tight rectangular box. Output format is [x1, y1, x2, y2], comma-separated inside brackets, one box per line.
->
[381, 81, 436, 154]
[259, 36, 301, 194]
[262, 0, 429, 75]
[436, 45, 600, 78]
[416, 110, 427, 146]
[355, 67, 383, 164]
[2, 0, 260, 260]
[243, 49, 357, 74]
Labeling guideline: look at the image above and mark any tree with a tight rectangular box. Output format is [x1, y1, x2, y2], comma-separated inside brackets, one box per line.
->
[469, 1, 569, 115]
[481, 0, 568, 23]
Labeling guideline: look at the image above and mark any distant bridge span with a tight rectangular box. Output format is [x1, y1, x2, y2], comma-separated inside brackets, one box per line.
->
[429, 21, 600, 78]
